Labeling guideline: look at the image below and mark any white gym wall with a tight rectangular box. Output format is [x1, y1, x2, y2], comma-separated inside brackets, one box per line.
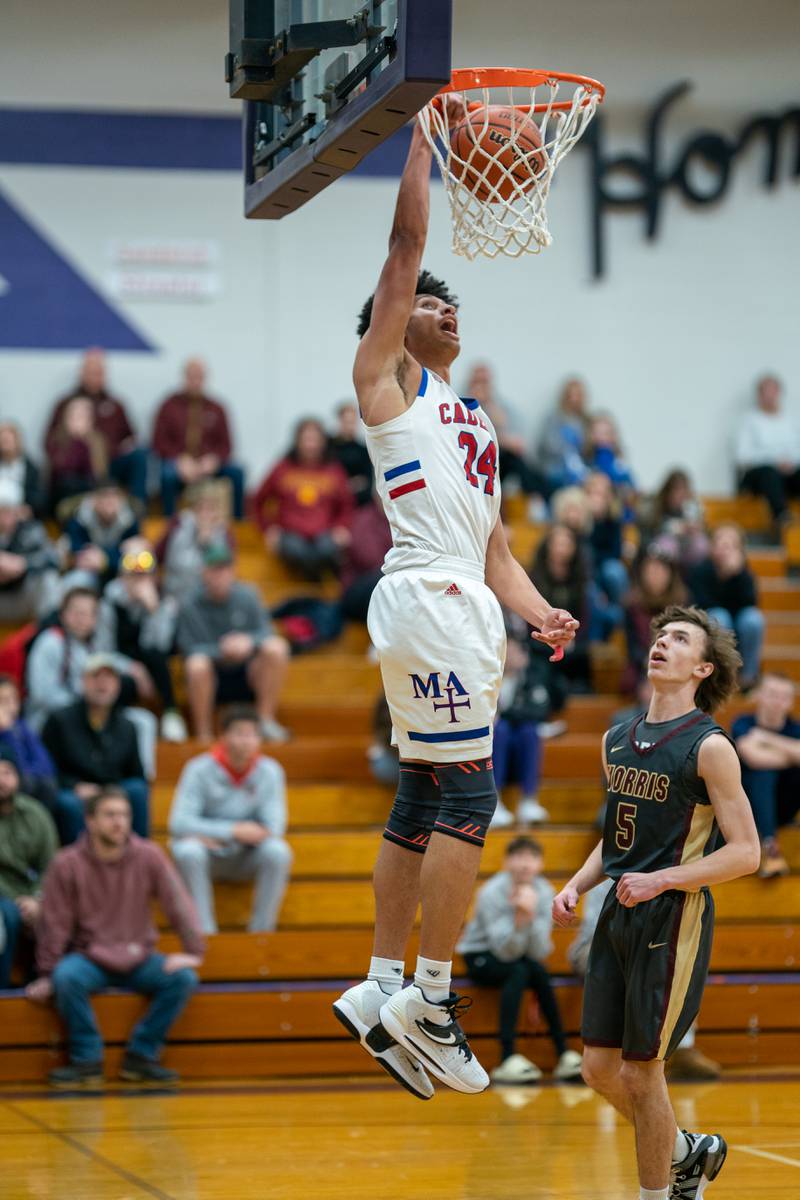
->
[0, 0, 797, 490]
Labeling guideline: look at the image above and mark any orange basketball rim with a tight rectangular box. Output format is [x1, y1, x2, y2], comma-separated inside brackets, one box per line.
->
[418, 66, 606, 261]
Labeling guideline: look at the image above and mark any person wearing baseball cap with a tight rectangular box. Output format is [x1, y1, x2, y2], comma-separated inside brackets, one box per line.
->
[41, 658, 149, 844]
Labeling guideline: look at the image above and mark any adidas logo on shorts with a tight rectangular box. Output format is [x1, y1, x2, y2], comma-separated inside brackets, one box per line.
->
[444, 583, 462, 597]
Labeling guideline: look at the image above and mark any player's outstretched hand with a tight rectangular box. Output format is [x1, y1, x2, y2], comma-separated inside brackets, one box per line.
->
[616, 871, 666, 907]
[552, 884, 580, 927]
[532, 607, 580, 663]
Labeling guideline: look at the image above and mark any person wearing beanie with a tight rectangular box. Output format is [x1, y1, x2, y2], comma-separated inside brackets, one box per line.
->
[0, 743, 59, 987]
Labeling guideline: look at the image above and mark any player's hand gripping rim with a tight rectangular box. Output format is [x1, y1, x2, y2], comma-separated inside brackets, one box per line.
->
[532, 607, 580, 663]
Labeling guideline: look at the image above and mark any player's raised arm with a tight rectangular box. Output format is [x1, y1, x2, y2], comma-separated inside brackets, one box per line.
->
[485, 516, 579, 661]
[353, 124, 434, 422]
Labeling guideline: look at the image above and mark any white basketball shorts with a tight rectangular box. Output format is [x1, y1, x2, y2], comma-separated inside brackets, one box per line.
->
[368, 567, 506, 763]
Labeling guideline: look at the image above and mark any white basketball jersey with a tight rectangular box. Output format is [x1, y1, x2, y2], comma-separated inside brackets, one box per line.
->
[364, 367, 502, 576]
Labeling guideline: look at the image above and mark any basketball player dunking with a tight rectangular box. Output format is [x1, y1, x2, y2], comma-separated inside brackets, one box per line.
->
[332, 104, 578, 1097]
[553, 605, 760, 1200]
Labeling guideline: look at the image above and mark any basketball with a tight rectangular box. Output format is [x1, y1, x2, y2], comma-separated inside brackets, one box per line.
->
[449, 104, 546, 203]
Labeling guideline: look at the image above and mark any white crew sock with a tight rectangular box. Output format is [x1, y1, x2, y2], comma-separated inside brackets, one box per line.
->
[414, 955, 451, 1003]
[639, 1188, 668, 1200]
[673, 1128, 690, 1163]
[368, 956, 404, 995]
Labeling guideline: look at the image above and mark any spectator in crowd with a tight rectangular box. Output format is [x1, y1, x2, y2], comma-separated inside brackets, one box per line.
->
[465, 363, 546, 499]
[367, 694, 398, 788]
[530, 525, 592, 691]
[0, 676, 58, 813]
[0, 422, 46, 518]
[253, 418, 354, 581]
[46, 397, 108, 512]
[584, 471, 628, 605]
[0, 480, 60, 621]
[152, 358, 245, 519]
[64, 479, 140, 589]
[458, 836, 582, 1084]
[25, 587, 102, 733]
[26, 786, 203, 1087]
[339, 492, 392, 623]
[42, 656, 150, 844]
[96, 540, 186, 743]
[733, 673, 800, 879]
[45, 349, 147, 503]
[330, 401, 373, 508]
[567, 879, 721, 1081]
[641, 468, 708, 569]
[490, 639, 562, 830]
[0, 747, 58, 987]
[157, 481, 235, 600]
[176, 542, 290, 743]
[551, 484, 622, 642]
[623, 549, 688, 690]
[535, 377, 589, 492]
[689, 524, 764, 689]
[584, 411, 636, 503]
[736, 374, 800, 530]
[169, 707, 292, 933]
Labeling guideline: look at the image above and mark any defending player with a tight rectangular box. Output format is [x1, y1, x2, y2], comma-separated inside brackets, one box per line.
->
[553, 606, 760, 1200]
[332, 103, 578, 1098]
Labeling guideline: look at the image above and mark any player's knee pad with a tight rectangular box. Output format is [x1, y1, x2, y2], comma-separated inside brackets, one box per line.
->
[383, 765, 441, 854]
[432, 758, 497, 848]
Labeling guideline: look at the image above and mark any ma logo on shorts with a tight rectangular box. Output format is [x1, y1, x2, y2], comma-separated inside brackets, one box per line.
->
[409, 671, 472, 724]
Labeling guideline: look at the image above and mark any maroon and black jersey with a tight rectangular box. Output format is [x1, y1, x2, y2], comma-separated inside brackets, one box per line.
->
[601, 709, 728, 880]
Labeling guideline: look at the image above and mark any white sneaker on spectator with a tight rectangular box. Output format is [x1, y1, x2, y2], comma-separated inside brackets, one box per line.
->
[160, 709, 188, 743]
[491, 1053, 542, 1085]
[517, 797, 550, 825]
[260, 718, 290, 743]
[537, 719, 568, 740]
[379, 985, 489, 1094]
[489, 800, 515, 830]
[332, 980, 434, 1100]
[553, 1049, 583, 1081]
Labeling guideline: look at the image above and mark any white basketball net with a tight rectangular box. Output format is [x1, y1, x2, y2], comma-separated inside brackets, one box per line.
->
[418, 75, 602, 261]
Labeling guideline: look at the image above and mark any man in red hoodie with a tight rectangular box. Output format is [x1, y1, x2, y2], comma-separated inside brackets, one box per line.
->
[27, 786, 204, 1088]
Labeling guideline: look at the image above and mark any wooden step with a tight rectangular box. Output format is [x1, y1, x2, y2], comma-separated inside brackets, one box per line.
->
[151, 779, 605, 830]
[4, 977, 796, 1050]
[1, 977, 796, 1080]
[152, 922, 800, 981]
[157, 735, 605, 784]
[759, 577, 800, 611]
[193, 874, 800, 930]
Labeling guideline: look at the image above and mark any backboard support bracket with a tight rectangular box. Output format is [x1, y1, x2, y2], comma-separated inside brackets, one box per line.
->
[229, 0, 453, 221]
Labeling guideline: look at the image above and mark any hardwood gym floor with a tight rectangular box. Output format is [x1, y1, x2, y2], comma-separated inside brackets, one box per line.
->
[1, 1071, 799, 1199]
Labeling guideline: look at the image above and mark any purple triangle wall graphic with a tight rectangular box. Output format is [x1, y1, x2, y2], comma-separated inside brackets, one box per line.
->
[0, 188, 154, 351]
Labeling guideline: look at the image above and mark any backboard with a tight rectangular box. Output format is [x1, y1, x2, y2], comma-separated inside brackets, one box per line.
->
[227, 1, 452, 219]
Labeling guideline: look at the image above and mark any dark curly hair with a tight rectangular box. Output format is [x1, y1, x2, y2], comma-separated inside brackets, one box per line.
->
[356, 269, 458, 339]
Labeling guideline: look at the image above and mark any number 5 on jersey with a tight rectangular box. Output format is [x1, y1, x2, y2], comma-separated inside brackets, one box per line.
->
[458, 432, 497, 496]
[615, 801, 637, 851]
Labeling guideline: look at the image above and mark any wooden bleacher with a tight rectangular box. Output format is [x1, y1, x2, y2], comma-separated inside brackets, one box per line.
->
[1, 495, 799, 1081]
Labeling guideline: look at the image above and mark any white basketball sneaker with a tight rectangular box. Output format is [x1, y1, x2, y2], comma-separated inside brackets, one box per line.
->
[332, 980, 434, 1100]
[670, 1130, 728, 1198]
[379, 985, 489, 1095]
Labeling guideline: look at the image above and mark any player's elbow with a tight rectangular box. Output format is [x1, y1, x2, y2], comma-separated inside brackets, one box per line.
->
[742, 837, 761, 876]
[388, 227, 426, 256]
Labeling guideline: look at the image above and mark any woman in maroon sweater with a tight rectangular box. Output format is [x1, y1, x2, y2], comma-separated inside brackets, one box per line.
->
[253, 418, 354, 581]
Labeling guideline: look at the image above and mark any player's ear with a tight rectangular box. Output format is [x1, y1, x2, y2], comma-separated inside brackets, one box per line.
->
[695, 661, 714, 680]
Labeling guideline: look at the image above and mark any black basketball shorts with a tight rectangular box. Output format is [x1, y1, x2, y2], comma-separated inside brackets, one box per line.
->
[581, 883, 715, 1061]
